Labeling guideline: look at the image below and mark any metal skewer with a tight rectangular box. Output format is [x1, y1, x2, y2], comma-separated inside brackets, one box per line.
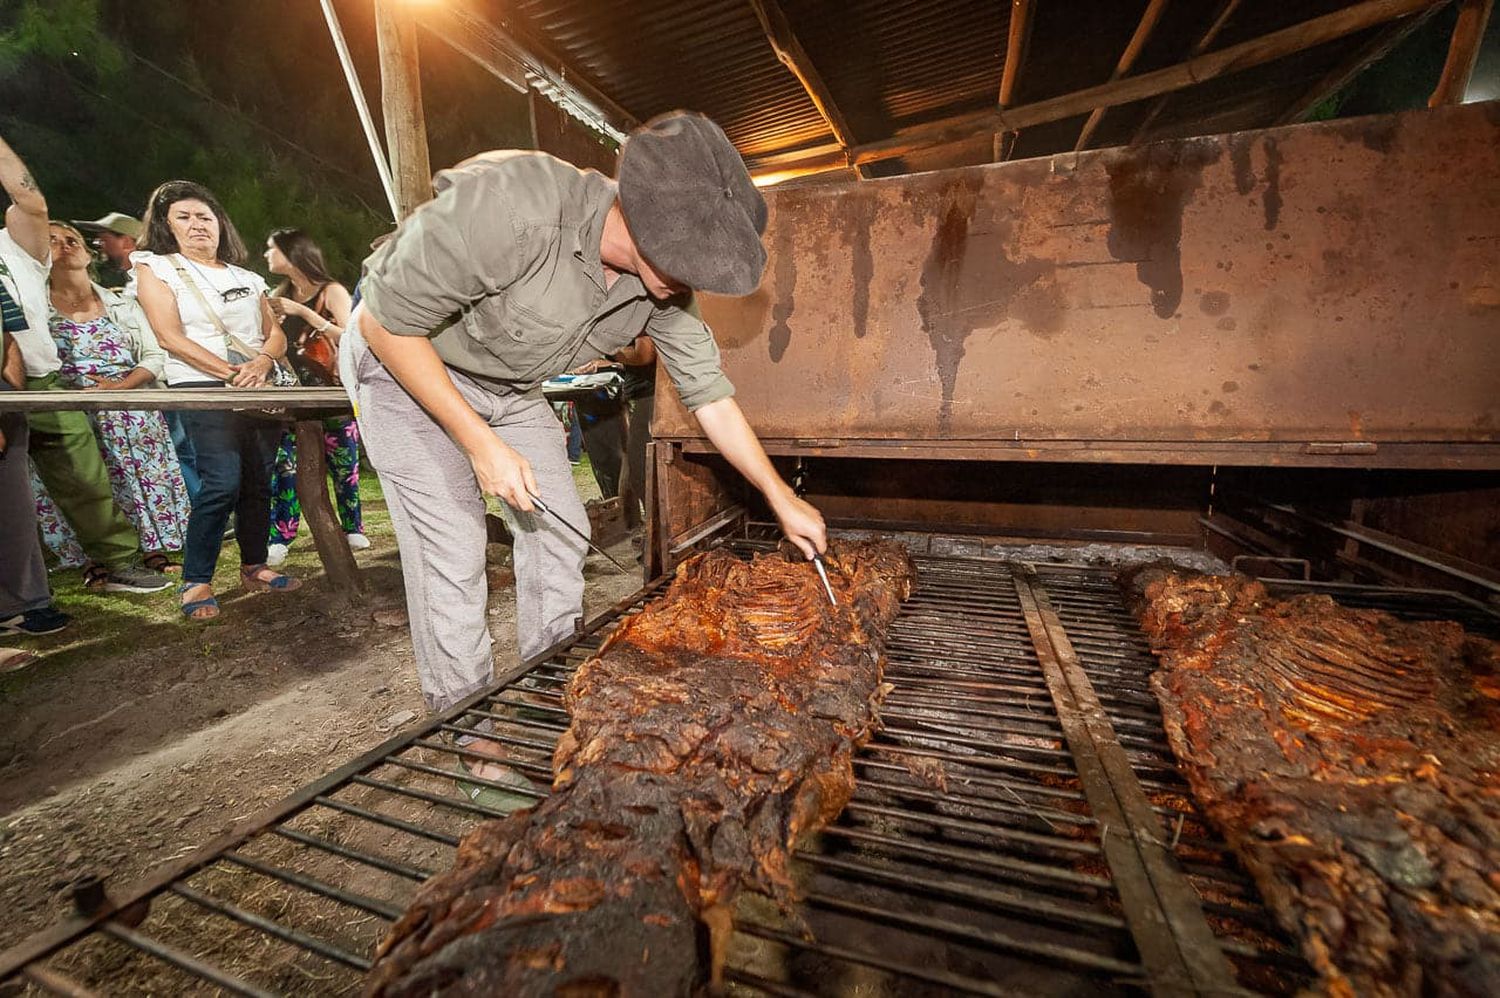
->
[810, 552, 839, 606]
[526, 493, 633, 574]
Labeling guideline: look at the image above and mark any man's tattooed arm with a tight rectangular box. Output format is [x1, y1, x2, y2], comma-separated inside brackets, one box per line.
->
[0, 130, 49, 263]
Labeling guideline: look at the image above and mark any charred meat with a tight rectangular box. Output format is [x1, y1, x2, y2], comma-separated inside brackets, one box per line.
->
[365, 540, 916, 997]
[1124, 567, 1500, 998]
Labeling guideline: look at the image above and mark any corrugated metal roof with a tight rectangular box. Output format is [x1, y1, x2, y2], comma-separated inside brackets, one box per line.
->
[480, 0, 1451, 178]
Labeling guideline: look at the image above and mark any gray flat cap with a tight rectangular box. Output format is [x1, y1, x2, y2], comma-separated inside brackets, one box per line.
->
[617, 111, 767, 296]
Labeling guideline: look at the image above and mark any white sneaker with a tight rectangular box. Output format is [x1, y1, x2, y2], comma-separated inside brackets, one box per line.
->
[347, 532, 371, 551]
[267, 543, 289, 566]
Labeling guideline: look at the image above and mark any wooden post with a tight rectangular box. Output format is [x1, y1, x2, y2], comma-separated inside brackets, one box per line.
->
[994, 0, 1033, 161]
[295, 420, 363, 594]
[1430, 0, 1493, 105]
[375, 0, 433, 217]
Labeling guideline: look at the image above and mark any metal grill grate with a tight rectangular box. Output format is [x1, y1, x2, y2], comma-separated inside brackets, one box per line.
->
[16, 549, 1444, 996]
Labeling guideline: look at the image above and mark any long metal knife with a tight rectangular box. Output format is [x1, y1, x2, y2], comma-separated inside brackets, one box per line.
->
[810, 552, 839, 606]
[527, 493, 633, 574]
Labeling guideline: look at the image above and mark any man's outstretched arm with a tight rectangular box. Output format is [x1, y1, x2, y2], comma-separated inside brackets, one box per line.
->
[694, 396, 827, 559]
[0, 131, 47, 263]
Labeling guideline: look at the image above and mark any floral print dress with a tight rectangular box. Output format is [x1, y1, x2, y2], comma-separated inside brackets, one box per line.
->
[31, 314, 191, 564]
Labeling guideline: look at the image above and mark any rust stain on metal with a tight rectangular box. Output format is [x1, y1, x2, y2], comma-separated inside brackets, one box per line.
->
[1360, 117, 1400, 154]
[768, 223, 797, 363]
[843, 197, 876, 339]
[661, 104, 1500, 464]
[1230, 135, 1256, 196]
[1105, 141, 1222, 318]
[1199, 291, 1231, 316]
[917, 176, 1058, 433]
[1262, 137, 1283, 231]
[918, 182, 987, 433]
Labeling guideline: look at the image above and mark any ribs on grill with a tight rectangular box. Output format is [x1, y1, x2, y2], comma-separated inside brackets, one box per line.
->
[365, 540, 916, 997]
[1124, 567, 1500, 998]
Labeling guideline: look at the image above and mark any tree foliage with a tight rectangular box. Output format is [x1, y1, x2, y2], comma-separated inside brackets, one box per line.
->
[0, 0, 531, 283]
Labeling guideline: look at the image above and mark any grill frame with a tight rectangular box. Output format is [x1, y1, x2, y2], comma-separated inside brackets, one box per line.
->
[5, 538, 1491, 997]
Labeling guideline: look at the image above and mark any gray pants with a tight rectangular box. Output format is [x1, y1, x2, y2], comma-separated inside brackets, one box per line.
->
[344, 321, 588, 712]
[0, 408, 51, 619]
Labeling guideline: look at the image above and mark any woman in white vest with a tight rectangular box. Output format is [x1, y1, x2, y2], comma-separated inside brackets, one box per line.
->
[133, 180, 300, 620]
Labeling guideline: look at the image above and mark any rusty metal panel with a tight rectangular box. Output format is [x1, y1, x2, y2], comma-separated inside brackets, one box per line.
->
[655, 103, 1500, 464]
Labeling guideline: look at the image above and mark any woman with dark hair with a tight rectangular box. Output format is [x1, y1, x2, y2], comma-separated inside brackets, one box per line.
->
[262, 228, 364, 563]
[133, 180, 300, 620]
[31, 222, 190, 570]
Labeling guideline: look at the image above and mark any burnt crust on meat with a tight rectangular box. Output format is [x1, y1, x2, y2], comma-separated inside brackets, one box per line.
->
[1123, 565, 1500, 998]
[365, 540, 915, 997]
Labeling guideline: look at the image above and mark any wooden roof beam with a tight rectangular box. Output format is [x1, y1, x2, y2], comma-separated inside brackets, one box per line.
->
[1130, 0, 1242, 145]
[994, 0, 1035, 161]
[1430, 0, 1493, 105]
[1074, 0, 1172, 151]
[1277, 3, 1447, 125]
[747, 0, 1447, 177]
[747, 0, 869, 178]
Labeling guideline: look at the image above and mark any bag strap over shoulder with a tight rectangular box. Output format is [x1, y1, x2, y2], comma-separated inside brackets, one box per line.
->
[170, 255, 266, 362]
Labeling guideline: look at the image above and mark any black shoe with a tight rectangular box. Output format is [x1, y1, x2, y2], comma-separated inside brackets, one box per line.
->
[0, 606, 73, 636]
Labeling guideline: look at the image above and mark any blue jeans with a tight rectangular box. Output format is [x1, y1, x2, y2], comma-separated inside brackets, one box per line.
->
[176, 401, 281, 584]
[164, 410, 201, 503]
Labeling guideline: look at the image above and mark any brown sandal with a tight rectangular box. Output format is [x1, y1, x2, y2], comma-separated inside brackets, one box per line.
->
[240, 564, 302, 593]
[144, 552, 181, 574]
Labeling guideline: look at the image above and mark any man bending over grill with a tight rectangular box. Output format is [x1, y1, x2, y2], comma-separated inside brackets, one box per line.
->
[343, 112, 827, 798]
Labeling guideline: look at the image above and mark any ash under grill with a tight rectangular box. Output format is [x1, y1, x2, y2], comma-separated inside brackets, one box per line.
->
[8, 546, 1492, 997]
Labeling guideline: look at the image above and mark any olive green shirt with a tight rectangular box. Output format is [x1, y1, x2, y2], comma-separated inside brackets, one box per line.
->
[360, 151, 734, 411]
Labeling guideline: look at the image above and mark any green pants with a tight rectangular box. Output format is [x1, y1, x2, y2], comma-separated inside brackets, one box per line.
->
[25, 373, 140, 570]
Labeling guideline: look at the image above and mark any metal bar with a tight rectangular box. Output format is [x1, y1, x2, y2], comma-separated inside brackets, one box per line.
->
[271, 827, 433, 882]
[348, 773, 532, 819]
[804, 892, 1145, 979]
[817, 825, 1111, 891]
[1014, 567, 1239, 997]
[1258, 500, 1500, 595]
[735, 920, 1026, 996]
[220, 854, 403, 921]
[100, 923, 276, 998]
[668, 503, 748, 556]
[842, 800, 1099, 855]
[318, 0, 399, 219]
[854, 772, 1094, 829]
[19, 965, 101, 998]
[795, 852, 1125, 931]
[310, 795, 462, 846]
[379, 753, 547, 799]
[410, 738, 554, 781]
[170, 883, 372, 970]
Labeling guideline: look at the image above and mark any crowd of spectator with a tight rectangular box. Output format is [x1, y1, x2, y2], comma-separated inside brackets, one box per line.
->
[0, 128, 366, 666]
[0, 124, 658, 673]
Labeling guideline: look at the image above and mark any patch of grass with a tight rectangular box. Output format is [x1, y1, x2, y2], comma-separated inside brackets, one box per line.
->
[1, 469, 397, 690]
[3, 452, 610, 692]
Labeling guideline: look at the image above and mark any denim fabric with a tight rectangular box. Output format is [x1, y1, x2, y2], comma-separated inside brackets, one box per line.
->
[176, 395, 281, 583]
[164, 410, 201, 503]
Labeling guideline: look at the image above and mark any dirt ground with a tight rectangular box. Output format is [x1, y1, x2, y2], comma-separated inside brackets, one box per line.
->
[0, 471, 644, 982]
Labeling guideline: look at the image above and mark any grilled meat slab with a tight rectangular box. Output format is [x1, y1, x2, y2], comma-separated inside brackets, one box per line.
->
[365, 540, 915, 997]
[1123, 568, 1500, 998]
